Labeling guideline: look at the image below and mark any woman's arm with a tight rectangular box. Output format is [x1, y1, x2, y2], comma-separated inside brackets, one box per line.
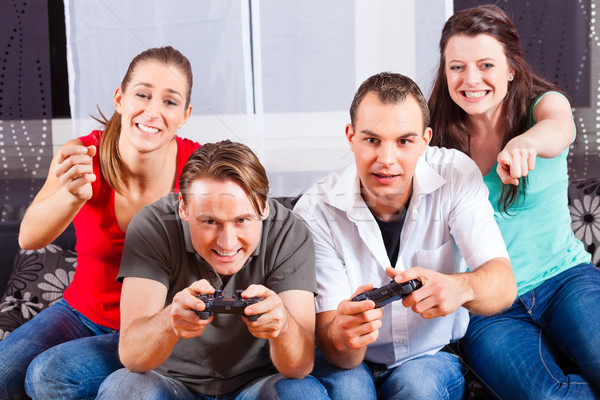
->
[497, 92, 575, 185]
[19, 139, 96, 249]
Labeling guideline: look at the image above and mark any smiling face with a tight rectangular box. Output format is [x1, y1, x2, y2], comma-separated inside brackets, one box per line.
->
[114, 60, 192, 154]
[347, 92, 431, 219]
[444, 33, 514, 122]
[179, 178, 267, 276]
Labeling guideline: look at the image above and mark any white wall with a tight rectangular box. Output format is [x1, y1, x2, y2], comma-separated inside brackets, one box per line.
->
[61, 0, 450, 196]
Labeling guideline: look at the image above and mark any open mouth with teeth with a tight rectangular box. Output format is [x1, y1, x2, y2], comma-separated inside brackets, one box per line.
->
[136, 123, 160, 134]
[461, 90, 489, 99]
[214, 249, 240, 257]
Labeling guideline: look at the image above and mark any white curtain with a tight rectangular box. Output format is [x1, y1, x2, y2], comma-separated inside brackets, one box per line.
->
[64, 0, 449, 196]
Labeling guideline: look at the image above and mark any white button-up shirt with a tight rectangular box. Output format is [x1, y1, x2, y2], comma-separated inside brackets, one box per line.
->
[294, 146, 508, 368]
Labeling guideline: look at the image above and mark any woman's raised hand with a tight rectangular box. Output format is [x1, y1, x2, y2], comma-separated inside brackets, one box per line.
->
[54, 145, 97, 201]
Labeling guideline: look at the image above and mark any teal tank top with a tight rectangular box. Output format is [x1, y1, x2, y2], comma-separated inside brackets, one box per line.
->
[483, 92, 591, 296]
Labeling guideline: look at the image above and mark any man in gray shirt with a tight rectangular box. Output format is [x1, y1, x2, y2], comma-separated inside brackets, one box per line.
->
[97, 141, 327, 399]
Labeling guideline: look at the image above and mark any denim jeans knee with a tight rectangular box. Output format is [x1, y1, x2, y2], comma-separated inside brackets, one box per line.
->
[25, 331, 122, 400]
[311, 350, 377, 400]
[0, 299, 91, 400]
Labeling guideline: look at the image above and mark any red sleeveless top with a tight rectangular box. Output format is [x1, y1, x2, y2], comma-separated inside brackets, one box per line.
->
[63, 130, 200, 329]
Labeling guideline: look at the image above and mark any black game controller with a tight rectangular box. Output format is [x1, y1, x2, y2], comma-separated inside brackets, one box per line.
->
[352, 279, 422, 308]
[194, 289, 261, 321]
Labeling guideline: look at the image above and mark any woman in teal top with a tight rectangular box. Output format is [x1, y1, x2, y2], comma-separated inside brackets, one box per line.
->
[428, 5, 600, 399]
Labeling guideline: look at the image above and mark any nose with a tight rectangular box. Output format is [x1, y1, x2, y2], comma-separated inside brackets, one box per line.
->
[377, 142, 396, 166]
[465, 66, 481, 85]
[216, 224, 236, 250]
[144, 98, 160, 119]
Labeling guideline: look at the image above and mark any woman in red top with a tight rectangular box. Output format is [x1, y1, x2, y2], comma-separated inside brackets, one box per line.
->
[0, 46, 201, 400]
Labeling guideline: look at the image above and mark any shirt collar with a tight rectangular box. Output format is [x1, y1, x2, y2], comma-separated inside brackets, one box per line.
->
[323, 147, 446, 217]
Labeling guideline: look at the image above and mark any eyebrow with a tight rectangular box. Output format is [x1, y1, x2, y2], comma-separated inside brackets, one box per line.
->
[195, 213, 258, 221]
[133, 82, 183, 99]
[448, 57, 497, 64]
[360, 129, 418, 139]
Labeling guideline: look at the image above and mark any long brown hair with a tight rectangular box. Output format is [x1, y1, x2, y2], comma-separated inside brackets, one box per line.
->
[428, 5, 559, 212]
[93, 46, 193, 194]
[179, 140, 269, 218]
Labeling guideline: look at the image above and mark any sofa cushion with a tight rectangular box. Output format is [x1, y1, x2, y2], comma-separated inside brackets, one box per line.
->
[569, 178, 600, 266]
[0, 244, 76, 340]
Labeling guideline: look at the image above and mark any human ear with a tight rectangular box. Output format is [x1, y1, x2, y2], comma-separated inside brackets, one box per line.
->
[179, 104, 192, 128]
[345, 123, 355, 147]
[422, 127, 432, 146]
[178, 194, 189, 221]
[113, 86, 123, 113]
[260, 201, 270, 220]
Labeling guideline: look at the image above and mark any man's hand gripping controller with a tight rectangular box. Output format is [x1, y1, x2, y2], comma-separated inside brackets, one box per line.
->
[352, 279, 422, 308]
[194, 289, 262, 321]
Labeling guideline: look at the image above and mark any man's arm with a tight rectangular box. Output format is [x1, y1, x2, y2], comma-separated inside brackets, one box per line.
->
[118, 277, 213, 372]
[408, 149, 515, 318]
[393, 257, 516, 319]
[241, 286, 316, 378]
[314, 285, 384, 370]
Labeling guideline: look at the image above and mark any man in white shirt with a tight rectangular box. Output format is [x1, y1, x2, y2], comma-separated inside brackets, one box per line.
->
[294, 72, 516, 400]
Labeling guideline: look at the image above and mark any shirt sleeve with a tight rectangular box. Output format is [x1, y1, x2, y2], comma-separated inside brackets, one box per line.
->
[260, 201, 318, 296]
[118, 201, 175, 288]
[294, 196, 353, 313]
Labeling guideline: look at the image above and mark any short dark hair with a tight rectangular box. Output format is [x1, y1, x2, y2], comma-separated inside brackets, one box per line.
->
[350, 72, 430, 130]
[179, 140, 269, 217]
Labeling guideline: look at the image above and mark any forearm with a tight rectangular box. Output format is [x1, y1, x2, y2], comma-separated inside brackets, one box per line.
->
[19, 187, 85, 249]
[458, 257, 516, 315]
[316, 318, 367, 370]
[516, 120, 572, 159]
[507, 92, 575, 159]
[119, 305, 180, 372]
[269, 310, 315, 378]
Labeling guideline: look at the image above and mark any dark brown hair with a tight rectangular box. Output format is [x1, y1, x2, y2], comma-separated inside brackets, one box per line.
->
[94, 46, 193, 194]
[179, 140, 269, 217]
[428, 5, 559, 212]
[350, 72, 430, 130]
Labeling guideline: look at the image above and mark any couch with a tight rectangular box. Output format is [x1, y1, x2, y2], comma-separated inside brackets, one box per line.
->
[0, 178, 599, 396]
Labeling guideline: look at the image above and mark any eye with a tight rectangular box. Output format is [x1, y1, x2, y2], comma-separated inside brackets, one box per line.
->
[203, 219, 216, 225]
[481, 63, 494, 69]
[236, 218, 247, 224]
[399, 138, 412, 145]
[365, 137, 379, 145]
[449, 65, 463, 71]
[164, 99, 178, 106]
[136, 93, 150, 100]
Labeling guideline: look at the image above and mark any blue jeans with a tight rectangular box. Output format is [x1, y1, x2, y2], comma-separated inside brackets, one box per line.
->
[312, 349, 465, 400]
[97, 368, 329, 400]
[462, 263, 600, 399]
[0, 299, 122, 400]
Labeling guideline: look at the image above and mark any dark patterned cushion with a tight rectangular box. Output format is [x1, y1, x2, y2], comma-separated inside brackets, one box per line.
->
[0, 244, 76, 340]
[568, 177, 600, 267]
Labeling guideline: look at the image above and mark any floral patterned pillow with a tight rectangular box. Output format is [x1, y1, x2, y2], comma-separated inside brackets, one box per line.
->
[0, 244, 76, 340]
[569, 177, 600, 267]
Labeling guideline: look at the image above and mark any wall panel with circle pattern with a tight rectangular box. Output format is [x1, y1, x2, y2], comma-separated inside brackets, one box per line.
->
[0, 1, 53, 222]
